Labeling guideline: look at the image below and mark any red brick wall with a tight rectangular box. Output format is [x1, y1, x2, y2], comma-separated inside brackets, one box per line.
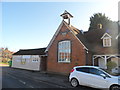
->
[47, 23, 86, 75]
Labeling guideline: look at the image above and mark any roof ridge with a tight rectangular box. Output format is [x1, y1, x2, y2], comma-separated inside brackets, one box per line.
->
[19, 47, 46, 51]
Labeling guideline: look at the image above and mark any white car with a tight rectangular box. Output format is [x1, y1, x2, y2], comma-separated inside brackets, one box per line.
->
[69, 66, 120, 90]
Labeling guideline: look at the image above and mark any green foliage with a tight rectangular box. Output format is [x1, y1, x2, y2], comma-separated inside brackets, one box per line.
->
[0, 47, 13, 63]
[106, 61, 117, 71]
[89, 13, 112, 30]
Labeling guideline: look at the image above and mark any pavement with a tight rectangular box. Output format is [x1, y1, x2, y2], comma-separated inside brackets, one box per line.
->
[0, 63, 9, 67]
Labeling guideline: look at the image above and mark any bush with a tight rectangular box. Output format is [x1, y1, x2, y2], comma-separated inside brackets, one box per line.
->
[106, 61, 117, 72]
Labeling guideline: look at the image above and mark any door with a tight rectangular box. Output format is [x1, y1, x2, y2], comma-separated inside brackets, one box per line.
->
[75, 67, 91, 86]
[99, 58, 106, 69]
[87, 68, 110, 88]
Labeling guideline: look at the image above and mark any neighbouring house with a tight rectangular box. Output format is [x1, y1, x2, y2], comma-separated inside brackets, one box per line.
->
[84, 21, 120, 73]
[0, 48, 14, 63]
[12, 48, 47, 71]
[45, 10, 91, 75]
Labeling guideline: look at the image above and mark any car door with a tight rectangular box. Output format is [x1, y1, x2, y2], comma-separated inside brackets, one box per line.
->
[87, 68, 110, 88]
[75, 67, 91, 86]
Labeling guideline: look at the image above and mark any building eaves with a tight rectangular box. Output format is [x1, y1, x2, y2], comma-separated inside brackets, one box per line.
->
[13, 48, 46, 55]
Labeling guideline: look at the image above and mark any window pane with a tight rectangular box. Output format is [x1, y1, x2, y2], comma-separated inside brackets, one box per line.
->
[58, 41, 71, 62]
[103, 38, 111, 47]
[76, 67, 89, 73]
[89, 68, 105, 76]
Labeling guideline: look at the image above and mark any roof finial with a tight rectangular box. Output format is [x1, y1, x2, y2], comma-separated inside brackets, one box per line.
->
[60, 10, 73, 25]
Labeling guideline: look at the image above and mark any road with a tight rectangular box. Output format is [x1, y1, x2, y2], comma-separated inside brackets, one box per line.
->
[2, 66, 99, 90]
[2, 67, 62, 88]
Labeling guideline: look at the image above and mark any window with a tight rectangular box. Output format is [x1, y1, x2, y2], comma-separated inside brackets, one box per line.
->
[103, 38, 111, 47]
[21, 58, 26, 64]
[88, 68, 110, 78]
[76, 67, 89, 73]
[101, 33, 112, 47]
[58, 40, 71, 62]
[32, 59, 39, 62]
[97, 24, 102, 29]
[89, 68, 102, 75]
[21, 55, 30, 64]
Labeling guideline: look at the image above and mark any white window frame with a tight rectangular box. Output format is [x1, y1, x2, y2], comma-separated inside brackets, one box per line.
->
[32, 55, 39, 63]
[103, 37, 111, 47]
[101, 33, 112, 47]
[32, 59, 39, 62]
[58, 40, 71, 63]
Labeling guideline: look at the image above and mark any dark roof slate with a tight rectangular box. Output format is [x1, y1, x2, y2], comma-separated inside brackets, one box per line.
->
[63, 21, 89, 50]
[13, 48, 46, 55]
[70, 25, 89, 49]
[84, 22, 119, 54]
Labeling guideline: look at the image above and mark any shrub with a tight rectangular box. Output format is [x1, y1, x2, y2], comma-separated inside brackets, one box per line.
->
[106, 61, 117, 72]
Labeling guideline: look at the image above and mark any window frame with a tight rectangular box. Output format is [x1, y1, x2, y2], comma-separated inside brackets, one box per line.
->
[103, 37, 111, 47]
[101, 33, 112, 47]
[58, 40, 71, 63]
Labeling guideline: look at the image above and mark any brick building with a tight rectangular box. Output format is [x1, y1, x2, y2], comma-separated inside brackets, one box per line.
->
[45, 11, 120, 75]
[45, 11, 91, 75]
[0, 48, 14, 63]
[11, 11, 120, 74]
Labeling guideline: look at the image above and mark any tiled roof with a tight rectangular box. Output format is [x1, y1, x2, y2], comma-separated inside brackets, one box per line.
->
[62, 21, 89, 50]
[13, 48, 46, 55]
[69, 25, 90, 49]
[84, 22, 119, 54]
[68, 21, 119, 54]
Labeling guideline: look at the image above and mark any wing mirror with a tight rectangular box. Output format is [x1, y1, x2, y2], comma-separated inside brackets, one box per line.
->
[100, 74, 106, 79]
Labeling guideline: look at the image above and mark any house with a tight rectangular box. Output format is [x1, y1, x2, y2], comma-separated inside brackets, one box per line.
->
[46, 10, 119, 74]
[11, 10, 119, 74]
[0, 48, 14, 63]
[84, 21, 120, 73]
[45, 11, 91, 75]
[12, 48, 47, 71]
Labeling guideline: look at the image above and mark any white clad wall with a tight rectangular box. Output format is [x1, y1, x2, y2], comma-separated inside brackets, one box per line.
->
[98, 58, 107, 69]
[12, 55, 41, 71]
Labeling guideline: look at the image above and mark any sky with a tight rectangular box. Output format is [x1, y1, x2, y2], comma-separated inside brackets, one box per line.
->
[1, 0, 119, 52]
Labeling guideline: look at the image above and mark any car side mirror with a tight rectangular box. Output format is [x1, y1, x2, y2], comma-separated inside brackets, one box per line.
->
[100, 74, 106, 79]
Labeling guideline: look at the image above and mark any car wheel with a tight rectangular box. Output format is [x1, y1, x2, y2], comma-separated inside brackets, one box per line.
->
[71, 78, 79, 87]
[110, 85, 120, 90]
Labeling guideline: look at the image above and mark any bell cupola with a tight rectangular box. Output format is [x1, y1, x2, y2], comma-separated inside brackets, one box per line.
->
[60, 10, 73, 25]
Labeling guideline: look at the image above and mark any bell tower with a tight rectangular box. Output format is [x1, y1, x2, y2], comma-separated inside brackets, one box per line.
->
[60, 10, 73, 25]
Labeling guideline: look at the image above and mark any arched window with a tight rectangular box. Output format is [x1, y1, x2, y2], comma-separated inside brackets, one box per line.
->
[58, 40, 71, 62]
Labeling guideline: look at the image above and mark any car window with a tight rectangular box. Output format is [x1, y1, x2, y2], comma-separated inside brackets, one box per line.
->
[89, 68, 103, 75]
[89, 68, 110, 78]
[76, 67, 89, 73]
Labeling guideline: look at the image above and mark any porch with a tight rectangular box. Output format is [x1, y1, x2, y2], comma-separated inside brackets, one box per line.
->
[92, 54, 120, 73]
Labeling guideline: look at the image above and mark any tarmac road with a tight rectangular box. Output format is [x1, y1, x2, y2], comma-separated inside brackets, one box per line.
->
[2, 66, 99, 90]
[2, 67, 62, 88]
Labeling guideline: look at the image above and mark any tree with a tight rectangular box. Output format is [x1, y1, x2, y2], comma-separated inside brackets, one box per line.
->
[0, 47, 14, 63]
[89, 13, 112, 31]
